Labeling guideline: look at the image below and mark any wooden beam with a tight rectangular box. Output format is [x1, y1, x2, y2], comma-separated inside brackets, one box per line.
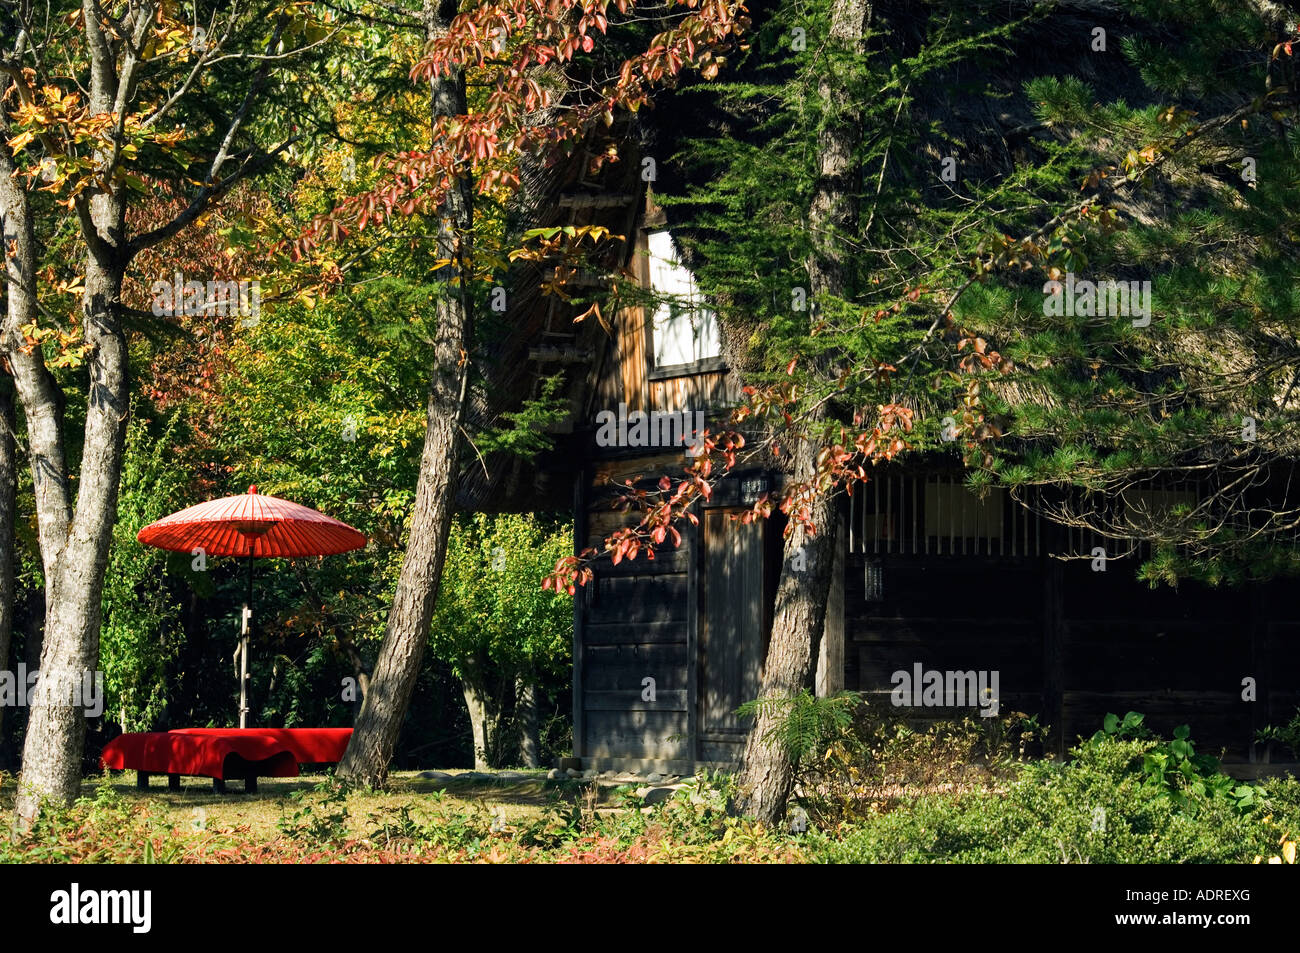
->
[558, 192, 636, 209]
[1249, 584, 1270, 762]
[1043, 558, 1066, 758]
[528, 346, 593, 364]
[544, 268, 611, 289]
[816, 515, 846, 695]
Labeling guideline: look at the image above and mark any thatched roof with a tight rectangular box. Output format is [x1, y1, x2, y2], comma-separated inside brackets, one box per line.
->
[456, 119, 650, 512]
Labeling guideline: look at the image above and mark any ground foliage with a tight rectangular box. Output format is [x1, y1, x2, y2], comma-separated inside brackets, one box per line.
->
[5, 714, 1297, 864]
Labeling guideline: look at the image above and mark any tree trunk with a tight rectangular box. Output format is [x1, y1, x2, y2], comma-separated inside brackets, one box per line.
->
[336, 1, 472, 787]
[0, 373, 15, 758]
[1, 4, 144, 827]
[0, 109, 69, 792]
[734, 455, 838, 822]
[14, 253, 130, 826]
[734, 0, 872, 826]
[516, 676, 540, 768]
[0, 117, 70, 591]
[804, 0, 873, 299]
[462, 683, 493, 771]
[334, 342, 468, 785]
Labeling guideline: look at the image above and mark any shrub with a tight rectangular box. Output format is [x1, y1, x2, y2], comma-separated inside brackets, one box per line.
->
[1255, 708, 1300, 761]
[737, 691, 1030, 827]
[1088, 711, 1258, 814]
[810, 732, 1289, 864]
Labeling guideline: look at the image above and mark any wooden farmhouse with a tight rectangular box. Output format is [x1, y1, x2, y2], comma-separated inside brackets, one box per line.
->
[462, 132, 1300, 778]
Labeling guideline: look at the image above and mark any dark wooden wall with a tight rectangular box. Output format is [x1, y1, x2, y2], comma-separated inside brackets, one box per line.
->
[574, 455, 1300, 770]
[844, 550, 1299, 760]
[845, 554, 1043, 719]
[844, 469, 1300, 761]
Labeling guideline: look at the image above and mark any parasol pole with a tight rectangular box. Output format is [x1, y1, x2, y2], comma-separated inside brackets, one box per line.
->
[240, 550, 253, 729]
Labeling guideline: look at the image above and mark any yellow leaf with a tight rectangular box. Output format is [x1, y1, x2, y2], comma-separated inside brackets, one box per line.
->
[1285, 840, 1296, 864]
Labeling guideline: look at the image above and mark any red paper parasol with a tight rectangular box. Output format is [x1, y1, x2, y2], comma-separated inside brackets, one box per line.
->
[137, 486, 366, 727]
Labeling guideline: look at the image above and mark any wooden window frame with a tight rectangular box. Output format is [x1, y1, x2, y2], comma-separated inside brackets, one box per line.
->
[640, 227, 724, 376]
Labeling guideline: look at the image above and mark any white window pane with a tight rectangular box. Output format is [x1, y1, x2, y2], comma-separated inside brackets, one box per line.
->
[646, 230, 721, 366]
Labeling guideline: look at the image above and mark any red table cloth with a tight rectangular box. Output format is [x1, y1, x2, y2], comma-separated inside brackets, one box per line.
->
[101, 728, 353, 780]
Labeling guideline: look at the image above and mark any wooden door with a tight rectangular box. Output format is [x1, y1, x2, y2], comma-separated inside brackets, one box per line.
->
[697, 509, 765, 761]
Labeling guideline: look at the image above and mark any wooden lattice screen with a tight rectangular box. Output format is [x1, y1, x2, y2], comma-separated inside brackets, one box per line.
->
[849, 472, 1217, 560]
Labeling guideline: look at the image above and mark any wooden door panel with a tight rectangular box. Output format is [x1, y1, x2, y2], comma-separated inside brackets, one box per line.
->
[699, 510, 764, 738]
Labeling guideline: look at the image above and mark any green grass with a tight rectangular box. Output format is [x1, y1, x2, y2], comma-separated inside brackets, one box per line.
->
[102, 770, 566, 838]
